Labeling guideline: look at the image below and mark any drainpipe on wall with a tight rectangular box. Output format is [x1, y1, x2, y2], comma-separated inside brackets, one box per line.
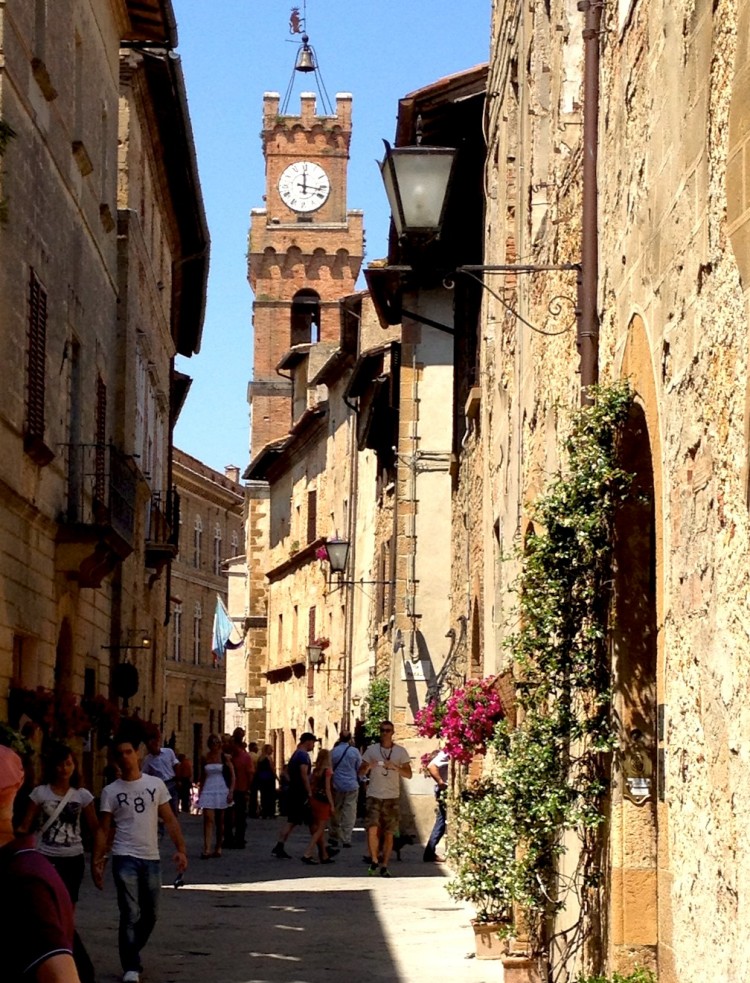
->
[578, 0, 602, 403]
[342, 405, 358, 730]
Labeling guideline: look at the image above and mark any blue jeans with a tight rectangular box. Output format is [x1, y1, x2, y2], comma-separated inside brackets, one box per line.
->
[112, 856, 161, 972]
[423, 790, 447, 860]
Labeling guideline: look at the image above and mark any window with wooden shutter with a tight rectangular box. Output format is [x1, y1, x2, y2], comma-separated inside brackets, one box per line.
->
[307, 605, 316, 698]
[307, 489, 317, 544]
[25, 269, 54, 464]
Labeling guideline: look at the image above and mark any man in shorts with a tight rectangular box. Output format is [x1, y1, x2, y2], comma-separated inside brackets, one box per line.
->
[359, 721, 411, 878]
[271, 733, 316, 859]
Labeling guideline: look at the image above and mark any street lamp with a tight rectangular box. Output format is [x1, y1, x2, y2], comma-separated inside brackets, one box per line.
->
[307, 643, 324, 667]
[324, 535, 350, 575]
[379, 139, 457, 243]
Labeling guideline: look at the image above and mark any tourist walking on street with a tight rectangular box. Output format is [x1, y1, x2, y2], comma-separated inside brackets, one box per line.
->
[174, 753, 193, 814]
[255, 744, 278, 818]
[0, 743, 80, 982]
[422, 747, 450, 862]
[359, 721, 412, 878]
[197, 734, 234, 859]
[141, 728, 179, 815]
[18, 743, 99, 982]
[223, 728, 254, 849]
[301, 749, 336, 865]
[246, 742, 259, 818]
[92, 732, 187, 983]
[328, 732, 361, 850]
[271, 733, 316, 859]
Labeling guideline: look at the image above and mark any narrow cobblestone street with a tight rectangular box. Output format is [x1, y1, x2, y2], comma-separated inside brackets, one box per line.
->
[75, 812, 498, 983]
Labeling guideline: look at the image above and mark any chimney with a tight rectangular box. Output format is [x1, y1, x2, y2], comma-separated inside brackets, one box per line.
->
[224, 465, 240, 483]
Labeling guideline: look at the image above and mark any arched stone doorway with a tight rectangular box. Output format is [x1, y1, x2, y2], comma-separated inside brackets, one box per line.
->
[608, 314, 668, 976]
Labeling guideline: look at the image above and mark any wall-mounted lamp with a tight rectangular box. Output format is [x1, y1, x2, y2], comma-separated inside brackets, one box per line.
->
[322, 536, 394, 591]
[375, 120, 590, 398]
[351, 695, 361, 707]
[235, 690, 247, 710]
[379, 138, 457, 244]
[102, 629, 152, 652]
[323, 536, 350, 574]
[307, 643, 324, 667]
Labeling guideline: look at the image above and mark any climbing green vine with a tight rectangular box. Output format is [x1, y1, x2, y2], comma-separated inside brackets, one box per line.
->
[362, 676, 391, 739]
[448, 381, 635, 955]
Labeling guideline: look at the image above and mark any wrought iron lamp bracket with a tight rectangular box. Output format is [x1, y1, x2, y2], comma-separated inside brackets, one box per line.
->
[444, 262, 582, 339]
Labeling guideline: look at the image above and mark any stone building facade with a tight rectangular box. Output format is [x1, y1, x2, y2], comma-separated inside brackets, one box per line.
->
[166, 450, 244, 773]
[440, 0, 750, 980]
[0, 0, 207, 790]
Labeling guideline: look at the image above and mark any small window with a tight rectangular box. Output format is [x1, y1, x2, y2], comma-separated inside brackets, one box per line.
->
[213, 523, 222, 575]
[307, 489, 317, 544]
[173, 605, 182, 662]
[193, 515, 203, 568]
[193, 602, 202, 664]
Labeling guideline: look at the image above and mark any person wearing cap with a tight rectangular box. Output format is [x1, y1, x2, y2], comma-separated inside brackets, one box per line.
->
[359, 720, 412, 878]
[0, 742, 80, 982]
[271, 733, 316, 859]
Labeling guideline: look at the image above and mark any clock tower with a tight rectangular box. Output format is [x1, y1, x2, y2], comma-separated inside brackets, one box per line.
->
[247, 90, 364, 457]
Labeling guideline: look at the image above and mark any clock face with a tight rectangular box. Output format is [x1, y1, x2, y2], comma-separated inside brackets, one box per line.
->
[278, 161, 331, 213]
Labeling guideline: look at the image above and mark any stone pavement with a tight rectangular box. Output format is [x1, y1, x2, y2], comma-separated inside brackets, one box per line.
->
[75, 811, 502, 983]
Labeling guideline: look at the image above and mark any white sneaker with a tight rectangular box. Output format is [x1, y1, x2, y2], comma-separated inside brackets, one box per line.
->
[123, 972, 140, 982]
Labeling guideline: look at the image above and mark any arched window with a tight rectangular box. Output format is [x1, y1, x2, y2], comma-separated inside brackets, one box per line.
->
[213, 523, 222, 575]
[193, 515, 202, 568]
[173, 604, 182, 662]
[291, 289, 321, 346]
[193, 602, 202, 664]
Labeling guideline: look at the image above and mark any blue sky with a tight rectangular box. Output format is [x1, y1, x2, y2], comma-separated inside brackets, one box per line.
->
[172, 1, 490, 473]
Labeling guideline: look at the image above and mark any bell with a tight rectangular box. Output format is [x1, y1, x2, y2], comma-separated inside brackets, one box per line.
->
[295, 42, 316, 73]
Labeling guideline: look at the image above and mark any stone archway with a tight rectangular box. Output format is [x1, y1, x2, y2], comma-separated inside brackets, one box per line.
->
[608, 314, 669, 977]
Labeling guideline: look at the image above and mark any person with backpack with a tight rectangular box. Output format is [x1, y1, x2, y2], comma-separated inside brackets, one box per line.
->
[327, 732, 362, 850]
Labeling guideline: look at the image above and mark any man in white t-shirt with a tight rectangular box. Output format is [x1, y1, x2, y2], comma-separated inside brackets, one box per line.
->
[359, 721, 411, 878]
[93, 734, 187, 983]
[141, 729, 179, 815]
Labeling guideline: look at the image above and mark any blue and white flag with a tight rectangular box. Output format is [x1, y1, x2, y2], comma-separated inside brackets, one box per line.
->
[211, 595, 243, 665]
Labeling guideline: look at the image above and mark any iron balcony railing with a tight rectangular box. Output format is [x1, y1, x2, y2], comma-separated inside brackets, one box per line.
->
[145, 487, 180, 552]
[62, 442, 137, 549]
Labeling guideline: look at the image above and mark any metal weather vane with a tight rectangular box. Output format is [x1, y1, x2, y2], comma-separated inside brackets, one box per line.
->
[289, 5, 305, 34]
[281, 2, 333, 114]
